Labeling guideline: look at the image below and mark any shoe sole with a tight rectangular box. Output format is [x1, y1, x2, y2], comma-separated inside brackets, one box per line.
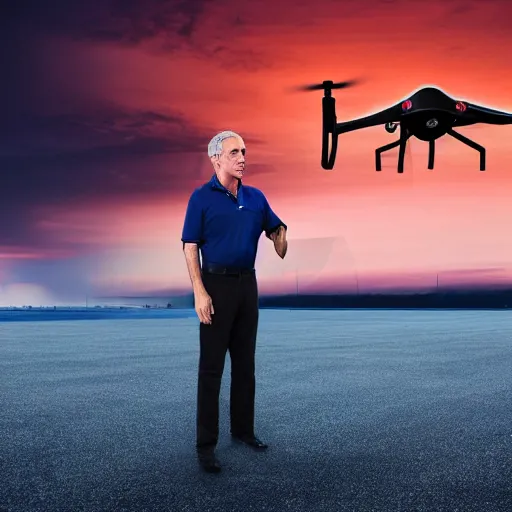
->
[231, 437, 268, 450]
[202, 466, 221, 473]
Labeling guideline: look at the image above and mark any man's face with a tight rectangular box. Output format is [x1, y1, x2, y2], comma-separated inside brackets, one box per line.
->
[213, 136, 246, 178]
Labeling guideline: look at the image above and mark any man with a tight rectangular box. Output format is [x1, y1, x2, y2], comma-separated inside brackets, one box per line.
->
[181, 130, 287, 473]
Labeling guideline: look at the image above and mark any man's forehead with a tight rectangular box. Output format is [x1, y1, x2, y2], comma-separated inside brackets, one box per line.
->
[223, 136, 245, 151]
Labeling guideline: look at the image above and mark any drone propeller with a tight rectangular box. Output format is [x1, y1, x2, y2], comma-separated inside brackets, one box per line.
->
[288, 77, 361, 169]
[293, 79, 360, 92]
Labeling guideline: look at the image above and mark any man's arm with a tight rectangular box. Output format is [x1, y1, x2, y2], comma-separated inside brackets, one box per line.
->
[183, 243, 207, 295]
[181, 190, 214, 324]
[262, 194, 288, 259]
[183, 243, 214, 324]
[269, 225, 287, 259]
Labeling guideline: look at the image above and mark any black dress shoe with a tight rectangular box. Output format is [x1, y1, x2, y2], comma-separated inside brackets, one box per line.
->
[232, 435, 268, 450]
[198, 452, 221, 473]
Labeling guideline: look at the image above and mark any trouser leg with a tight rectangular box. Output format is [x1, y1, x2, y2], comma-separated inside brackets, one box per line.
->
[196, 274, 238, 453]
[229, 274, 259, 438]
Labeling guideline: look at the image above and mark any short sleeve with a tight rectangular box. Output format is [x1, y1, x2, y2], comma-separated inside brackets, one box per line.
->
[262, 195, 287, 239]
[181, 190, 204, 246]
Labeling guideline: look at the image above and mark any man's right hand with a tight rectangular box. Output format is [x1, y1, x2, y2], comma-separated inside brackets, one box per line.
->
[195, 290, 214, 324]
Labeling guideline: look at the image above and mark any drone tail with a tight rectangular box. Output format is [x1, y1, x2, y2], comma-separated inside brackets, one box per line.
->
[321, 95, 339, 170]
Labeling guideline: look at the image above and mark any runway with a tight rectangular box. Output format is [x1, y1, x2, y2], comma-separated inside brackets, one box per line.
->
[1, 309, 511, 511]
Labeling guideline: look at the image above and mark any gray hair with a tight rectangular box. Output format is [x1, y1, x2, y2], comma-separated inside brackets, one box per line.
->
[207, 130, 243, 157]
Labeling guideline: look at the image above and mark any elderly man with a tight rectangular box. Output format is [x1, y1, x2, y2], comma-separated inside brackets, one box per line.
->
[181, 130, 287, 473]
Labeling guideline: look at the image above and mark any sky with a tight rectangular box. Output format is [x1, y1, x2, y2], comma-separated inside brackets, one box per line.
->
[2, 0, 512, 305]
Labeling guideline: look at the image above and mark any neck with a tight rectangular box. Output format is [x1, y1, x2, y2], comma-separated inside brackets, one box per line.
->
[216, 171, 239, 194]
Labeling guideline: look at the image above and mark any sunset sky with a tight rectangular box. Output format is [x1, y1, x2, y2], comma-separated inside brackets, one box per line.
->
[2, 0, 512, 305]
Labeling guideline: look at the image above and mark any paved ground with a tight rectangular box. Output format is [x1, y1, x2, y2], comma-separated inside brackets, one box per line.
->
[1, 309, 511, 511]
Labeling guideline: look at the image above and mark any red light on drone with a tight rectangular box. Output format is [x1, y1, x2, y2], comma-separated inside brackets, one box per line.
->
[402, 100, 412, 111]
[456, 101, 467, 112]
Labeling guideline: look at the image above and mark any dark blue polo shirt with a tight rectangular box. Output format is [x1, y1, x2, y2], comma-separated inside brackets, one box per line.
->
[181, 174, 287, 269]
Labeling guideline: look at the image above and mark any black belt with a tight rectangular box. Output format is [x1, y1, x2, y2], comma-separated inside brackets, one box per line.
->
[202, 263, 255, 276]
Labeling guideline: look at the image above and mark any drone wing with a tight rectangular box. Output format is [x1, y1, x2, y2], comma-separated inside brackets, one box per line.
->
[455, 102, 512, 127]
[336, 104, 402, 134]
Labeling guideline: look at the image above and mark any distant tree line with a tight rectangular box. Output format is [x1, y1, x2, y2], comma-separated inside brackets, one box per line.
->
[258, 289, 512, 309]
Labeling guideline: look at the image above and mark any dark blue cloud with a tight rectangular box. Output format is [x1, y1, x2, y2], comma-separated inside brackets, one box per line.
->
[1, 0, 210, 43]
[0, 106, 216, 202]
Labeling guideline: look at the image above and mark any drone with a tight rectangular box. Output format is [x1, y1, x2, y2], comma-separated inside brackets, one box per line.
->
[299, 80, 512, 173]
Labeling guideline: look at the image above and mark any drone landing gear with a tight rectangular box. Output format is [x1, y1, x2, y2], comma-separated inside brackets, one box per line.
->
[377, 128, 486, 173]
[428, 140, 435, 169]
[447, 129, 486, 171]
[375, 125, 411, 173]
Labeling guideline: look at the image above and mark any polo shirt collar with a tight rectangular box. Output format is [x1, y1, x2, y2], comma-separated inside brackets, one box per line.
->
[209, 173, 242, 193]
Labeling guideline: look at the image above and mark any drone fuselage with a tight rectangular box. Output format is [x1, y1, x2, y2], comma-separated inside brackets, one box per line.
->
[405, 87, 456, 112]
[400, 87, 464, 141]
[401, 109, 454, 141]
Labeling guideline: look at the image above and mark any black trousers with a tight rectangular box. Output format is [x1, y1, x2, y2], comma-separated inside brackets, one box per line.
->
[196, 271, 259, 454]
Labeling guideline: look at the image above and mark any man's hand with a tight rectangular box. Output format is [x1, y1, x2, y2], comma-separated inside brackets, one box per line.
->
[270, 225, 287, 259]
[195, 289, 214, 324]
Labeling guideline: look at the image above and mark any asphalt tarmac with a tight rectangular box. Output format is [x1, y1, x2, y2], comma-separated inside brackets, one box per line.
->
[1, 309, 511, 511]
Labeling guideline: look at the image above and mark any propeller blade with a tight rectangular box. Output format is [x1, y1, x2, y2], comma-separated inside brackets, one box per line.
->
[291, 79, 361, 92]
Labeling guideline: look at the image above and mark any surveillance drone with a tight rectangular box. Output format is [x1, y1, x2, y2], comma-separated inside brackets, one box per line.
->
[299, 80, 512, 172]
